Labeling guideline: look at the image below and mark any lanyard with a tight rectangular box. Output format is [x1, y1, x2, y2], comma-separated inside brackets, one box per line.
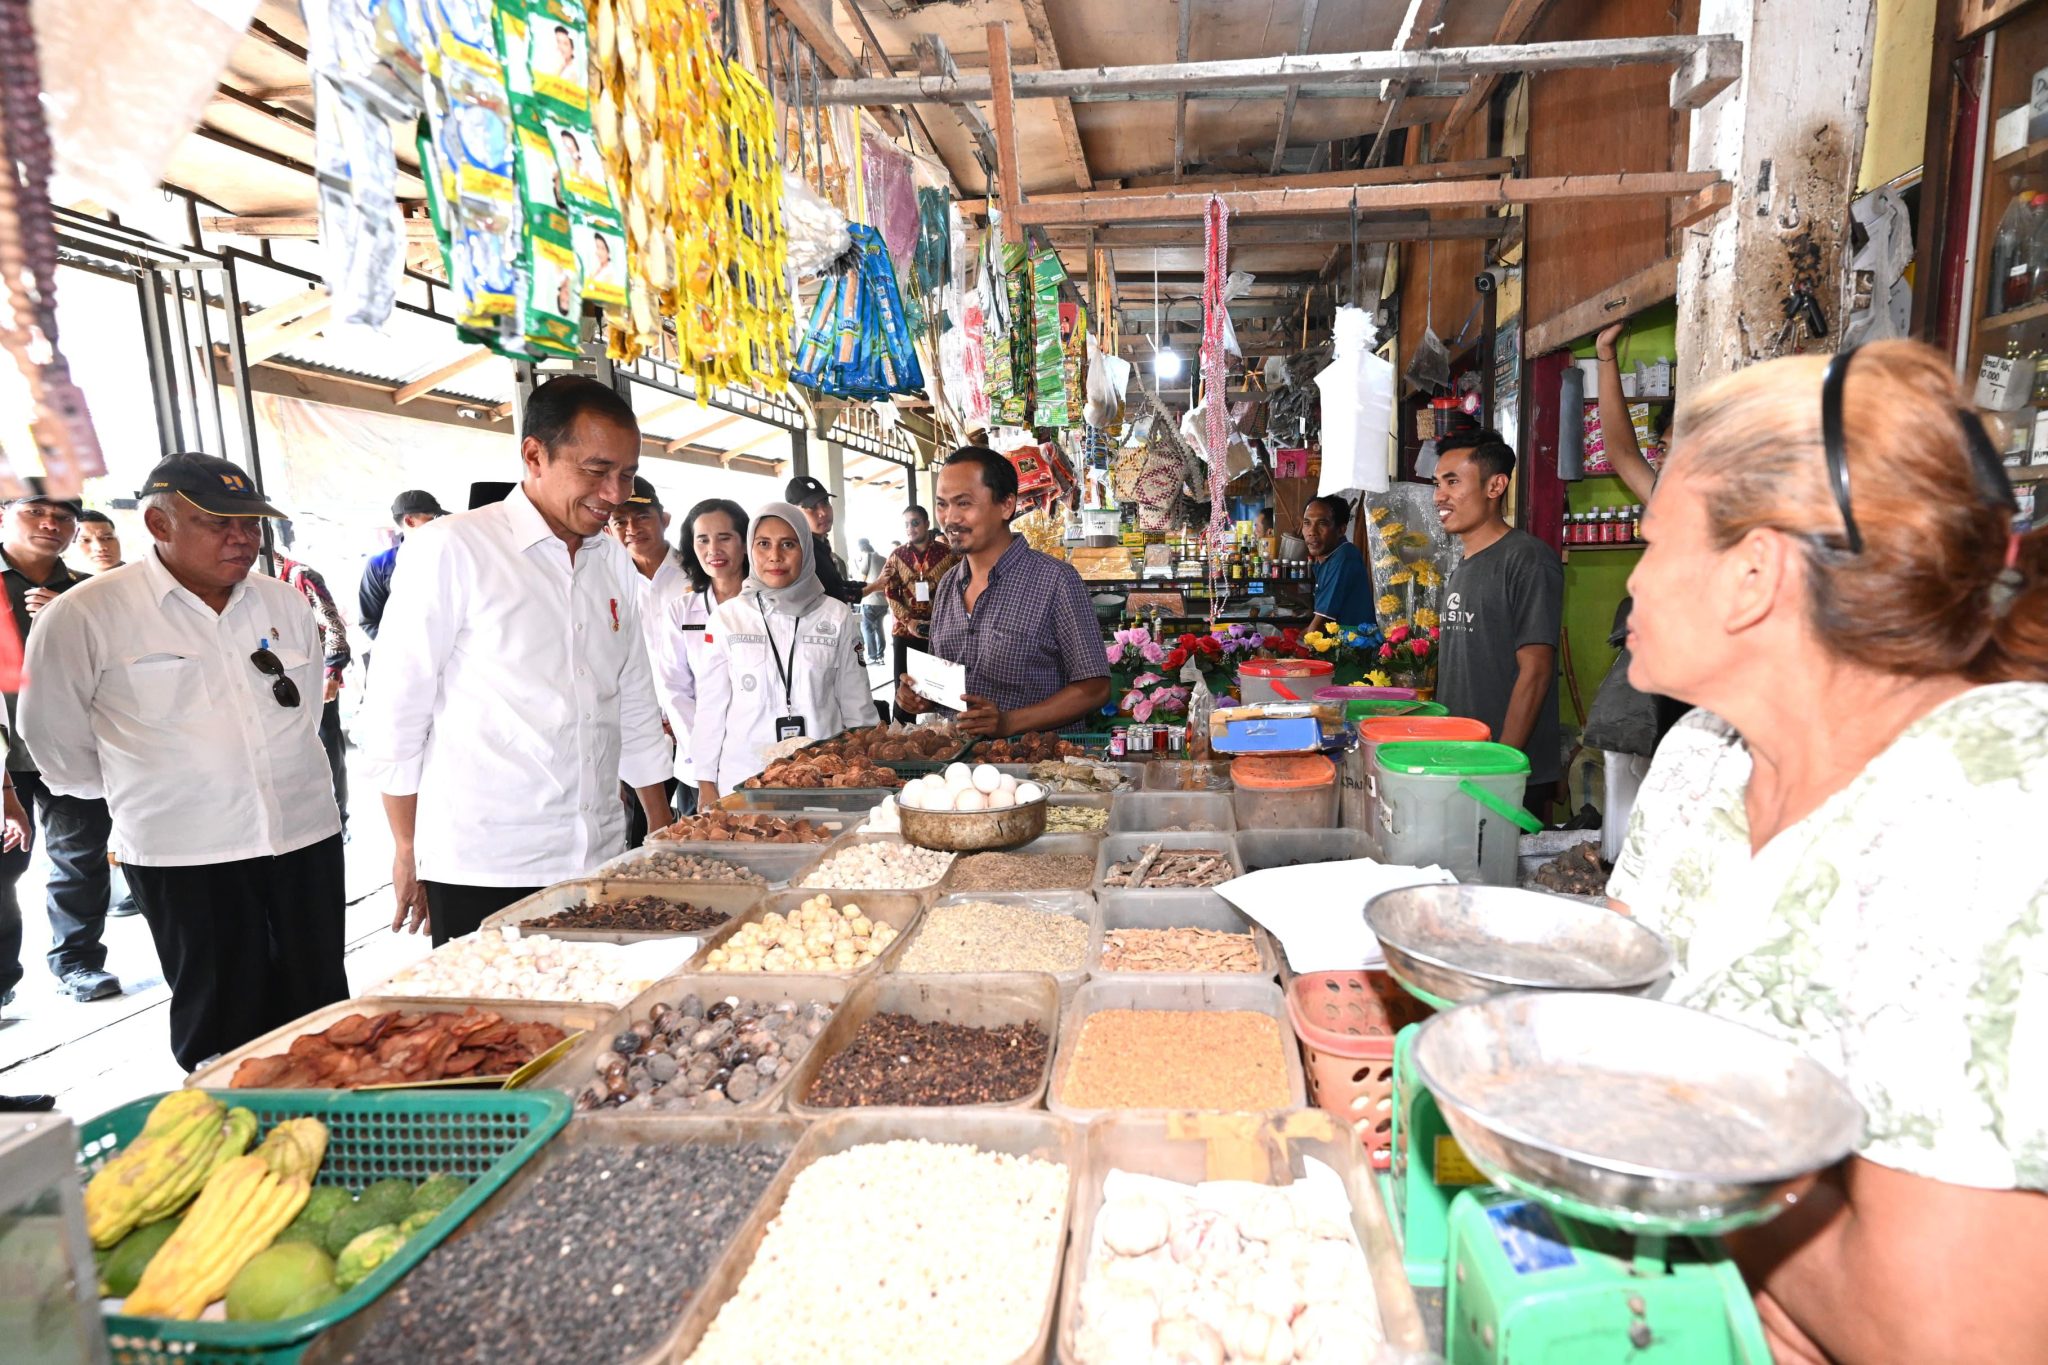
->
[757, 594, 801, 711]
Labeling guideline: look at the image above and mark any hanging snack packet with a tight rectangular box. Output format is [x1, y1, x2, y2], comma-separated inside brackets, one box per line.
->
[1032, 251, 1069, 427]
[513, 107, 582, 355]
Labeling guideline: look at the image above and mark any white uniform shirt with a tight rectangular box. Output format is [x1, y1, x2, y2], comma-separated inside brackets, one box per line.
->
[19, 551, 339, 866]
[689, 591, 873, 791]
[358, 484, 671, 886]
[634, 551, 688, 780]
[653, 584, 721, 785]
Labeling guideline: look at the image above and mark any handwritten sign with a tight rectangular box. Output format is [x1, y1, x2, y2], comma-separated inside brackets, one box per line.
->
[1975, 352, 2027, 412]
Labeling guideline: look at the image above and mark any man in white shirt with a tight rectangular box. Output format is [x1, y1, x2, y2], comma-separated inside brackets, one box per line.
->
[607, 476, 691, 833]
[19, 454, 345, 1069]
[360, 375, 674, 944]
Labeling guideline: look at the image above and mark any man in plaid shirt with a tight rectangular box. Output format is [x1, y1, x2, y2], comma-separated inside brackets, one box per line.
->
[274, 551, 351, 833]
[896, 447, 1109, 737]
[866, 504, 955, 722]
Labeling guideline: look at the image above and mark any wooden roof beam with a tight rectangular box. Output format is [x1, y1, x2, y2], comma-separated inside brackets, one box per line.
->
[1012, 172, 1721, 227]
[988, 21, 1024, 245]
[664, 411, 747, 453]
[1269, 0, 1323, 174]
[1366, 0, 1447, 168]
[393, 347, 493, 405]
[202, 214, 439, 241]
[1429, 0, 1557, 161]
[242, 303, 333, 364]
[1018, 0, 1091, 191]
[1172, 0, 1193, 182]
[956, 156, 1514, 217]
[1045, 216, 1514, 247]
[765, 0, 903, 137]
[815, 34, 1740, 104]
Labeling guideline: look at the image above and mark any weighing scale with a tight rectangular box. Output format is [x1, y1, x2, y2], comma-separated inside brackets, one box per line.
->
[1363, 885, 1865, 1365]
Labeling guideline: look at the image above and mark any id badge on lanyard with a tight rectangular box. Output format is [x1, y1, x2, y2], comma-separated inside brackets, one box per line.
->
[760, 595, 807, 743]
[914, 579, 931, 603]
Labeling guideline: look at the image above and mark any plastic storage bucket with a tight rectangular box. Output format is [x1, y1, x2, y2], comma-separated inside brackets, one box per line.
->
[1237, 658, 1334, 704]
[1345, 716, 1490, 851]
[1313, 685, 1418, 703]
[1285, 971, 1434, 1168]
[1372, 740, 1540, 885]
[1230, 753, 1337, 829]
[1343, 698, 1449, 723]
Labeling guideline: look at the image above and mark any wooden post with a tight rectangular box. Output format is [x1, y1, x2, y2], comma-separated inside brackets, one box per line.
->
[1676, 0, 1878, 391]
[987, 21, 1025, 245]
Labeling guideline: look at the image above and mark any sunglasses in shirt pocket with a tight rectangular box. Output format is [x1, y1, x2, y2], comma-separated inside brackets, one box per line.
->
[117, 653, 205, 722]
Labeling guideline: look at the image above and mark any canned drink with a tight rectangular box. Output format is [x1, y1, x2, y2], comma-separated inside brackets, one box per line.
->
[1153, 724, 1170, 754]
[1109, 727, 1128, 759]
[1167, 724, 1186, 754]
[1131, 723, 1155, 754]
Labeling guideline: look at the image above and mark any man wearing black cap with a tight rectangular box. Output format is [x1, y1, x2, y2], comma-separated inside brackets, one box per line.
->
[19, 454, 346, 1068]
[607, 476, 690, 836]
[0, 489, 119, 1007]
[356, 489, 446, 639]
[784, 475, 860, 608]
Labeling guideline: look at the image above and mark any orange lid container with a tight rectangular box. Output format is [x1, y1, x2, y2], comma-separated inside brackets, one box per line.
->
[1356, 715, 1491, 745]
[1231, 753, 1335, 790]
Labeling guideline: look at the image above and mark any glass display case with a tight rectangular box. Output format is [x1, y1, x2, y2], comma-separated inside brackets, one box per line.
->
[0, 1114, 106, 1365]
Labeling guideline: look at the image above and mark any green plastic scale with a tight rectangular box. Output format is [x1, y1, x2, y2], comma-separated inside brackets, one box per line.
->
[1364, 884, 1864, 1365]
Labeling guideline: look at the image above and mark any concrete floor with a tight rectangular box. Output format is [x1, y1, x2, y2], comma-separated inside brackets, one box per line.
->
[0, 658, 901, 1124]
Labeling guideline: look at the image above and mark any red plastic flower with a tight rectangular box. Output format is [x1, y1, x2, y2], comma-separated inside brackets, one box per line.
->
[1164, 647, 1189, 671]
[1177, 633, 1200, 651]
[1378, 643, 1397, 660]
[1195, 635, 1222, 657]
[1386, 624, 1411, 645]
[1409, 638, 1431, 657]
[1428, 626, 1441, 641]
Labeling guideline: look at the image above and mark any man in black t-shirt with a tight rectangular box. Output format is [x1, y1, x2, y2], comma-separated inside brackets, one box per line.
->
[784, 476, 860, 607]
[1431, 438, 1564, 819]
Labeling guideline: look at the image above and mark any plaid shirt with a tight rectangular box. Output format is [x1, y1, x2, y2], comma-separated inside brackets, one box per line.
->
[274, 555, 351, 685]
[927, 535, 1108, 712]
[881, 538, 956, 639]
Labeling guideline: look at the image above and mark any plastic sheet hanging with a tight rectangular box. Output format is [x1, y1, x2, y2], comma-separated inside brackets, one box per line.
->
[790, 224, 925, 398]
[1316, 306, 1395, 497]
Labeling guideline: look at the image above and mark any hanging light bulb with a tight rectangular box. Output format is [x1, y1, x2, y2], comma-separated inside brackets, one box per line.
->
[1155, 345, 1184, 380]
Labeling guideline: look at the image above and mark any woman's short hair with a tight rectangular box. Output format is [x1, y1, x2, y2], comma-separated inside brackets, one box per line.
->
[1671, 339, 2045, 683]
[678, 497, 749, 592]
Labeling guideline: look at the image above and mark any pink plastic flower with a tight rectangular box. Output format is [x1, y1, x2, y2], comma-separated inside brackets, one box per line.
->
[1132, 672, 1164, 689]
[1141, 642, 1166, 664]
[1132, 697, 1156, 721]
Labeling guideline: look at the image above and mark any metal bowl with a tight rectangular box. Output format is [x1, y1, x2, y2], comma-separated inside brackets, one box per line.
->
[1413, 991, 1864, 1234]
[1364, 883, 1672, 1007]
[897, 796, 1049, 852]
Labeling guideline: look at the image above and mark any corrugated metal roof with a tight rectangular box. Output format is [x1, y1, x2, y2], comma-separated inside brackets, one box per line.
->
[272, 309, 517, 405]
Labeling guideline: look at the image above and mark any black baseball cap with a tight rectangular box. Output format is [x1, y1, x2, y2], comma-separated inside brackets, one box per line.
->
[623, 476, 661, 508]
[137, 453, 285, 517]
[2, 482, 81, 516]
[784, 475, 835, 506]
[391, 489, 447, 520]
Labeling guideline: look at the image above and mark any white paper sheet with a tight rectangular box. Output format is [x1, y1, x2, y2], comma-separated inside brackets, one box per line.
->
[906, 647, 968, 711]
[1216, 858, 1456, 973]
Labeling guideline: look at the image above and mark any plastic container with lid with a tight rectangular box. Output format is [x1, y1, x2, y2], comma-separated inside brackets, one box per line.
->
[1229, 753, 1337, 829]
[1237, 657, 1335, 705]
[1313, 684, 1419, 703]
[1371, 740, 1541, 886]
[1343, 698, 1450, 723]
[1344, 715, 1491, 851]
[1108, 791, 1236, 834]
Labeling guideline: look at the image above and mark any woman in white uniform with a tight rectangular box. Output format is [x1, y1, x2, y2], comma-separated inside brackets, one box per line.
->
[692, 502, 873, 800]
[653, 497, 749, 796]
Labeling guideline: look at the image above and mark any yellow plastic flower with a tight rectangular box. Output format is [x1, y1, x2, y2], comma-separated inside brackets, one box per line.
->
[1370, 506, 1390, 522]
[1376, 594, 1401, 615]
[1373, 556, 1398, 572]
[1313, 637, 1334, 653]
[1388, 617, 1410, 631]
[1365, 670, 1392, 688]
[1387, 568, 1413, 586]
[1381, 522, 1407, 541]
[1414, 607, 1440, 630]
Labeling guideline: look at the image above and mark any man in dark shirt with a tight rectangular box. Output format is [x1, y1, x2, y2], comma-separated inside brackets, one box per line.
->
[1303, 494, 1377, 631]
[896, 447, 1110, 736]
[357, 489, 446, 639]
[784, 475, 860, 607]
[1432, 437, 1564, 818]
[0, 492, 118, 1002]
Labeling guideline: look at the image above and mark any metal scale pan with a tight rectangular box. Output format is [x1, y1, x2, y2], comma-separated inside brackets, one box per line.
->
[1413, 991, 1865, 1235]
[1365, 883, 1674, 1009]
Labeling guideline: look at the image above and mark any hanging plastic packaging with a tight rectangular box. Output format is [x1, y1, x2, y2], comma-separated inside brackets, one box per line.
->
[1318, 306, 1396, 497]
[790, 224, 924, 398]
[1031, 252, 1071, 427]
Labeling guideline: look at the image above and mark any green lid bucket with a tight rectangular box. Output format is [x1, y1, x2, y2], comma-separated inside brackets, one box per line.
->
[1344, 698, 1450, 722]
[1375, 739, 1531, 776]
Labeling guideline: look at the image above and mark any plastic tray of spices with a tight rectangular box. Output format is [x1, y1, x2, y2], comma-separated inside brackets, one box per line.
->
[299, 1112, 808, 1365]
[478, 879, 766, 948]
[1094, 831, 1245, 901]
[784, 972, 1062, 1118]
[1089, 890, 1281, 983]
[592, 838, 846, 889]
[82, 1087, 570, 1365]
[992, 760, 1144, 794]
[1234, 826, 1374, 873]
[789, 832, 956, 895]
[720, 787, 899, 814]
[1045, 976, 1307, 1124]
[1042, 794, 1112, 835]
[525, 971, 868, 1114]
[894, 890, 1099, 1008]
[1105, 791, 1236, 834]
[1051, 1111, 1429, 1364]
[182, 996, 612, 1092]
[680, 889, 927, 977]
[1140, 759, 1236, 794]
[940, 833, 1101, 896]
[661, 1110, 1083, 1365]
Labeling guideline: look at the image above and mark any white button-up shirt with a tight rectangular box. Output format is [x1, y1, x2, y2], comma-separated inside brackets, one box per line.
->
[18, 550, 339, 866]
[357, 483, 671, 886]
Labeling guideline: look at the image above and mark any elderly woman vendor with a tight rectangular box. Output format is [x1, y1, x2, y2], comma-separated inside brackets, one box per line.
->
[1607, 340, 2047, 1363]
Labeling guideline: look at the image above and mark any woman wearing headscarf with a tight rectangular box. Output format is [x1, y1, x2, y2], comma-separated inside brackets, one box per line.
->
[1608, 340, 2048, 1363]
[690, 502, 873, 800]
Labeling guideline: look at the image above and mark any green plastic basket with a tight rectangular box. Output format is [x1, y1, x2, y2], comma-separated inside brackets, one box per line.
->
[78, 1088, 571, 1365]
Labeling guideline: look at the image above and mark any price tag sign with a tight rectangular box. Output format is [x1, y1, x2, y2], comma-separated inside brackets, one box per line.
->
[1976, 352, 2027, 412]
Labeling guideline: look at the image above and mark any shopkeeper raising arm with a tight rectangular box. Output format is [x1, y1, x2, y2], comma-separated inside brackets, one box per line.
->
[896, 446, 1111, 737]
[1607, 341, 2048, 1365]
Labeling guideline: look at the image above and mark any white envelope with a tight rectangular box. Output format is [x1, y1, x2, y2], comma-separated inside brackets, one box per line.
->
[906, 647, 968, 712]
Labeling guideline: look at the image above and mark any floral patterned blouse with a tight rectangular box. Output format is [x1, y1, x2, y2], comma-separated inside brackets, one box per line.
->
[1608, 682, 2048, 1192]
